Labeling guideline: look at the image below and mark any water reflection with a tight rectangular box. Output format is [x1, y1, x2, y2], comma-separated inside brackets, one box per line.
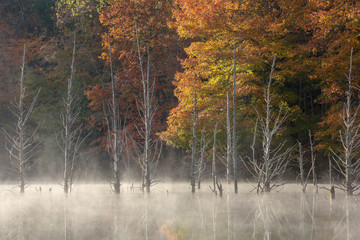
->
[333, 197, 354, 240]
[1, 184, 360, 239]
[112, 195, 121, 240]
[17, 198, 25, 240]
[64, 198, 74, 240]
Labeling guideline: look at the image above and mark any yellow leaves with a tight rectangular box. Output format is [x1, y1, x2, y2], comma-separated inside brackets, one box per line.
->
[56, 0, 92, 24]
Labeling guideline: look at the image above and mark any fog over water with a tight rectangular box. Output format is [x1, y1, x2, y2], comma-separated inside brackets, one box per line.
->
[1, 183, 359, 240]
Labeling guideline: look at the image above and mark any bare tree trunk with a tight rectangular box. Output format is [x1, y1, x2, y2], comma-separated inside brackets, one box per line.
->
[135, 20, 161, 193]
[19, 45, 26, 193]
[251, 119, 258, 164]
[329, 157, 332, 186]
[297, 140, 313, 193]
[344, 49, 354, 196]
[329, 158, 335, 200]
[309, 130, 317, 193]
[232, 45, 238, 194]
[108, 34, 121, 194]
[298, 141, 305, 193]
[3, 44, 40, 193]
[212, 123, 218, 193]
[63, 34, 76, 194]
[60, 34, 89, 194]
[191, 89, 197, 193]
[197, 129, 206, 189]
[191, 90, 197, 193]
[226, 92, 231, 185]
[257, 56, 277, 193]
[144, 47, 151, 193]
[143, 46, 151, 193]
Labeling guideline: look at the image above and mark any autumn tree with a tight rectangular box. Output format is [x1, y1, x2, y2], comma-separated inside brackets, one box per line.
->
[302, 1, 360, 151]
[86, 0, 183, 155]
[162, 0, 311, 149]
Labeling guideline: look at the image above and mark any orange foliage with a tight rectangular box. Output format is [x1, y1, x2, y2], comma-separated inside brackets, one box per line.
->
[161, 0, 307, 147]
[85, 0, 185, 149]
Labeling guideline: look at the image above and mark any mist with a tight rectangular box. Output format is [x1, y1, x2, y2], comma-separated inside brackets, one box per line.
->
[1, 183, 359, 240]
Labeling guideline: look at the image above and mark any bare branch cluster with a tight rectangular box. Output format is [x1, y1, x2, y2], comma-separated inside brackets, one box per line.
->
[3, 44, 40, 193]
[331, 48, 360, 196]
[58, 34, 89, 194]
[133, 18, 162, 193]
[105, 33, 122, 194]
[243, 55, 293, 193]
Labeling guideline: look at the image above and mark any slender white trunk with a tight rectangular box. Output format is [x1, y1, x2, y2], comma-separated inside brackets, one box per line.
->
[18, 45, 25, 193]
[63, 35, 76, 194]
[108, 34, 120, 194]
[309, 130, 317, 193]
[298, 142, 305, 193]
[257, 56, 276, 193]
[345, 49, 354, 196]
[212, 123, 218, 193]
[135, 20, 160, 193]
[191, 90, 197, 193]
[232, 46, 238, 193]
[197, 130, 206, 189]
[226, 92, 231, 185]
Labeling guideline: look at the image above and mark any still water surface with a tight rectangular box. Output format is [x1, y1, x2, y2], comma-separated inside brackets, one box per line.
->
[0, 183, 359, 240]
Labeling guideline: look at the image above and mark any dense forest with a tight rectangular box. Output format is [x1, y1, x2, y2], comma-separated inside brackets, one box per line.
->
[1, 0, 360, 194]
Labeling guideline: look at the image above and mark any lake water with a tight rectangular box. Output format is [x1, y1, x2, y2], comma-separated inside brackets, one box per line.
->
[0, 183, 359, 239]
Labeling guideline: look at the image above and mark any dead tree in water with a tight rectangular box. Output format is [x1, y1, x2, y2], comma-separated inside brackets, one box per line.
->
[331, 48, 360, 196]
[211, 123, 218, 194]
[244, 55, 293, 193]
[226, 91, 232, 185]
[106, 34, 122, 194]
[320, 158, 336, 199]
[218, 93, 231, 188]
[329, 158, 335, 199]
[308, 130, 318, 193]
[297, 140, 312, 193]
[3, 44, 40, 193]
[298, 141, 305, 193]
[197, 129, 208, 189]
[59, 34, 88, 194]
[134, 19, 162, 193]
[191, 89, 197, 193]
[232, 46, 238, 194]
